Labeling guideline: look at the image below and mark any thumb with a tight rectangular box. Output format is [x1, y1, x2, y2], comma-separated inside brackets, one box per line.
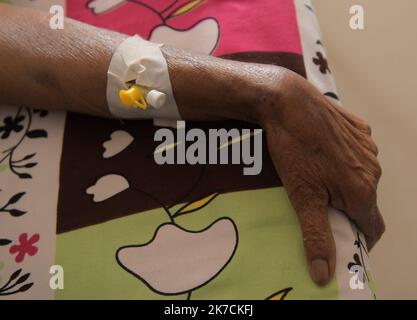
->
[289, 186, 336, 286]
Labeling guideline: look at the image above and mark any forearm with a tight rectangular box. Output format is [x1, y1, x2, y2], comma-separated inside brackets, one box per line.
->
[0, 4, 280, 123]
[0, 4, 126, 117]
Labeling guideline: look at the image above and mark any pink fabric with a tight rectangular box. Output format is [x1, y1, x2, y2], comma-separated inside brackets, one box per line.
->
[67, 0, 302, 56]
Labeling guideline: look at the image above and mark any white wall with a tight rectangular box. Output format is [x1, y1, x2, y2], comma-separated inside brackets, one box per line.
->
[314, 0, 417, 299]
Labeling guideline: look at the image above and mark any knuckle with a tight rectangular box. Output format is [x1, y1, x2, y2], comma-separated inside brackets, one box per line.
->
[358, 204, 385, 244]
[373, 212, 386, 239]
[380, 220, 386, 237]
[357, 119, 372, 135]
[359, 176, 376, 199]
[364, 136, 379, 156]
[364, 124, 372, 135]
[373, 162, 382, 180]
[303, 231, 331, 256]
[371, 140, 379, 156]
[367, 217, 385, 244]
[288, 180, 326, 212]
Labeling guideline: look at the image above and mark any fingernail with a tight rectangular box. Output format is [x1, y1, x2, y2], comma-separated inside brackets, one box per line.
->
[311, 259, 330, 286]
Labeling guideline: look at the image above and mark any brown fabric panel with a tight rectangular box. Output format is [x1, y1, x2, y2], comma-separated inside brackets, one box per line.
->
[56, 52, 305, 233]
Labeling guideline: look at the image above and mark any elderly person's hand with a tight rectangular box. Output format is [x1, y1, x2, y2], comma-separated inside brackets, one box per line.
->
[259, 69, 384, 285]
[169, 51, 385, 285]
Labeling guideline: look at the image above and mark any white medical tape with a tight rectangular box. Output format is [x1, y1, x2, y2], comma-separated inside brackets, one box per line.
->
[106, 35, 181, 125]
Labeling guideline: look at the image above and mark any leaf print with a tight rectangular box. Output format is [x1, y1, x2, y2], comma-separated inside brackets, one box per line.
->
[0, 192, 27, 217]
[20, 162, 37, 168]
[9, 209, 27, 217]
[218, 129, 262, 150]
[26, 129, 48, 138]
[154, 141, 181, 155]
[324, 92, 339, 101]
[0, 115, 25, 139]
[18, 282, 34, 293]
[14, 153, 36, 162]
[7, 192, 25, 206]
[17, 173, 32, 179]
[14, 273, 30, 286]
[0, 239, 12, 246]
[0, 268, 33, 296]
[9, 269, 22, 282]
[266, 287, 293, 300]
[0, 108, 47, 179]
[168, 0, 206, 18]
[173, 192, 220, 218]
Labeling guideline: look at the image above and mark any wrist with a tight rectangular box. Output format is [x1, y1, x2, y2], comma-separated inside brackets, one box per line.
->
[204, 63, 287, 126]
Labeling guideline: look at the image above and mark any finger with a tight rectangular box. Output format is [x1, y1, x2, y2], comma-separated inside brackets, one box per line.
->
[326, 104, 378, 156]
[328, 102, 372, 135]
[288, 185, 336, 286]
[348, 201, 384, 251]
[348, 127, 379, 156]
[344, 124, 379, 156]
[363, 206, 385, 251]
[362, 135, 379, 156]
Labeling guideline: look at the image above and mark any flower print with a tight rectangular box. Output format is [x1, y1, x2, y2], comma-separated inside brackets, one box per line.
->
[116, 218, 237, 295]
[313, 52, 331, 74]
[0, 115, 25, 139]
[9, 233, 40, 263]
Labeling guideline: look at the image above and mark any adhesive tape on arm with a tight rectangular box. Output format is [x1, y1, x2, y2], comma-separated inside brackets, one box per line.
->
[106, 35, 181, 126]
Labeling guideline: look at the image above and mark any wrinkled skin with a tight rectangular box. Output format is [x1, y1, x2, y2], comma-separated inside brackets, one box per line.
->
[260, 69, 384, 285]
[168, 46, 385, 285]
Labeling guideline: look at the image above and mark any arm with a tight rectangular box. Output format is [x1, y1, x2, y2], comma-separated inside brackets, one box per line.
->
[0, 4, 384, 286]
[0, 4, 269, 122]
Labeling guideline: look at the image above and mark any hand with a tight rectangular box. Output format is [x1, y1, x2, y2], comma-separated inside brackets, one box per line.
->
[259, 68, 385, 286]
[167, 51, 385, 287]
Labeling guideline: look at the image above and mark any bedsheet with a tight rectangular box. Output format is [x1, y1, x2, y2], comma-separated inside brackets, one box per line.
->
[0, 0, 375, 299]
